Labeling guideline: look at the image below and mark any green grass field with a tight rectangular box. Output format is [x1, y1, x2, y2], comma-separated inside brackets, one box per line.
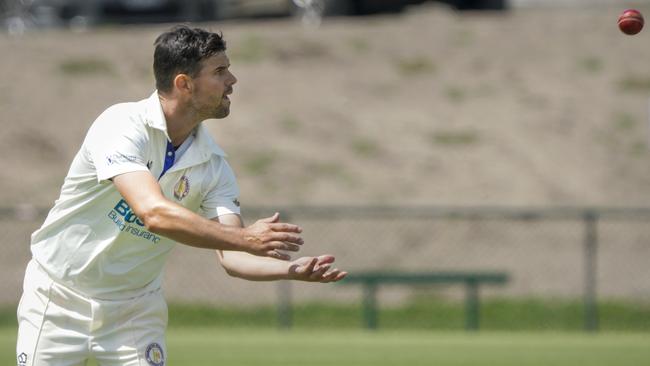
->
[2, 327, 648, 366]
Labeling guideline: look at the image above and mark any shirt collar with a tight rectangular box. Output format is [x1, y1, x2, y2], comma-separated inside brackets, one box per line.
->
[142, 91, 226, 157]
[143, 91, 169, 136]
[194, 123, 227, 157]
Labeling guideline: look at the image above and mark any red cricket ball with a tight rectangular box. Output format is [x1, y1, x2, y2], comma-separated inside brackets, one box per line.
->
[618, 9, 644, 35]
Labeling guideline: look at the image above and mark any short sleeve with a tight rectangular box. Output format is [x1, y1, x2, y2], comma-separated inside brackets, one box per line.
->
[85, 106, 150, 183]
[200, 160, 241, 219]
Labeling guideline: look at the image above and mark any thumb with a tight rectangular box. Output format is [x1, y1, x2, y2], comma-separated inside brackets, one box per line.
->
[316, 255, 336, 265]
[297, 257, 317, 274]
[259, 212, 280, 223]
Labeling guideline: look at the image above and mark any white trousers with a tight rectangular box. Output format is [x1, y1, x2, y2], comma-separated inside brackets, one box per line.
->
[16, 260, 168, 366]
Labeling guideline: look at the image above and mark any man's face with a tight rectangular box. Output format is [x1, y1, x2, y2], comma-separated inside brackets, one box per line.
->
[189, 52, 237, 120]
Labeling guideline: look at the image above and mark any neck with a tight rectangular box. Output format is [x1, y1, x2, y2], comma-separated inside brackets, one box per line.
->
[159, 93, 201, 147]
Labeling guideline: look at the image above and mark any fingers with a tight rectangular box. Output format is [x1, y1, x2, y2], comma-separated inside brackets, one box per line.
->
[308, 263, 330, 280]
[315, 268, 346, 283]
[266, 241, 301, 253]
[258, 212, 303, 234]
[243, 233, 302, 259]
[294, 256, 346, 283]
[256, 212, 302, 233]
[315, 255, 335, 265]
[304, 257, 318, 273]
[269, 232, 304, 245]
[266, 240, 305, 260]
[322, 270, 347, 282]
[259, 212, 280, 224]
[269, 223, 303, 234]
[246, 215, 304, 260]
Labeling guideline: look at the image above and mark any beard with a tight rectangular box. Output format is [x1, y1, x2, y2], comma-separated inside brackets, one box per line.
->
[192, 95, 231, 120]
[213, 102, 230, 119]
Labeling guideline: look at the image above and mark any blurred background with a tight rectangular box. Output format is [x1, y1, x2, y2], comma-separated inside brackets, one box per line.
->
[1, 0, 650, 363]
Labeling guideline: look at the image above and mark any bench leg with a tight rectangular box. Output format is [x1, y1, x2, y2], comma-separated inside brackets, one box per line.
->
[465, 280, 479, 331]
[362, 283, 378, 330]
[277, 280, 292, 329]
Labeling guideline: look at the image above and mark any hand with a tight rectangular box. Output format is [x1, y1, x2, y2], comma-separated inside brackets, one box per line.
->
[289, 255, 348, 283]
[242, 213, 304, 260]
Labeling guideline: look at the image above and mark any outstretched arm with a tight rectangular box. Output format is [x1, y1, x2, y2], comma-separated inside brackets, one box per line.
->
[215, 214, 347, 282]
[112, 171, 302, 259]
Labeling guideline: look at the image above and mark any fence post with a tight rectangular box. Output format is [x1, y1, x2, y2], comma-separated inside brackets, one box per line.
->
[277, 280, 292, 330]
[465, 279, 480, 331]
[362, 281, 378, 330]
[583, 210, 599, 332]
[276, 210, 293, 330]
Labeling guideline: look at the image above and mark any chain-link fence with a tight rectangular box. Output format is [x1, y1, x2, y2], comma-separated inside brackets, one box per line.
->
[2, 205, 649, 328]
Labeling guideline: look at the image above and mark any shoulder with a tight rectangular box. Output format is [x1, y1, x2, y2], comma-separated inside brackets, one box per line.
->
[198, 155, 238, 193]
[97, 101, 144, 125]
[89, 101, 149, 136]
[215, 157, 238, 186]
[204, 154, 234, 175]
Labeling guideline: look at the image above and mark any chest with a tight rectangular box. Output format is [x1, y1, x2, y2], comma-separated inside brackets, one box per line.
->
[146, 140, 207, 212]
[158, 170, 204, 211]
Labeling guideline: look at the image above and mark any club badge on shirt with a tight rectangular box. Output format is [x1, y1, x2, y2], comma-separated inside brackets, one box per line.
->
[173, 176, 190, 201]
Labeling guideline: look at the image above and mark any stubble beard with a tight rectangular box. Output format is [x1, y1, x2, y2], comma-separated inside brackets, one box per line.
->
[192, 96, 230, 120]
[214, 103, 230, 119]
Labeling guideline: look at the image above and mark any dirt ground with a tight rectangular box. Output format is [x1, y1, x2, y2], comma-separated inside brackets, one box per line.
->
[3, 3, 650, 209]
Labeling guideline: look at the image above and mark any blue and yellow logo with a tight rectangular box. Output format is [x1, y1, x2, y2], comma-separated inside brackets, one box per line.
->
[173, 175, 190, 201]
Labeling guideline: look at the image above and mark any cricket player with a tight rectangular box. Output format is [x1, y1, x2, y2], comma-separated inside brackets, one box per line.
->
[16, 25, 347, 366]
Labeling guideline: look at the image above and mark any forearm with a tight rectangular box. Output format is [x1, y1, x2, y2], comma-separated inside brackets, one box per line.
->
[143, 201, 249, 251]
[218, 250, 291, 281]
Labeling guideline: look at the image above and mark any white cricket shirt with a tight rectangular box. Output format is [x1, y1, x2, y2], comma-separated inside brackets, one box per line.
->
[30, 91, 241, 299]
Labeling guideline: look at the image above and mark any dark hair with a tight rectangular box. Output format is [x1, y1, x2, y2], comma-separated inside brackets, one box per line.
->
[153, 25, 227, 93]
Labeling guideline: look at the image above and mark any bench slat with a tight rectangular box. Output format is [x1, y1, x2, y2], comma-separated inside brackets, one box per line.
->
[340, 271, 508, 284]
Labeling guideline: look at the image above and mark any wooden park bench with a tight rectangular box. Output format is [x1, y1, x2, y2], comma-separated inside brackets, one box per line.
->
[338, 271, 509, 330]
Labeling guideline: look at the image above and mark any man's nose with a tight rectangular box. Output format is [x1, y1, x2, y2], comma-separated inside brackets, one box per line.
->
[228, 71, 238, 85]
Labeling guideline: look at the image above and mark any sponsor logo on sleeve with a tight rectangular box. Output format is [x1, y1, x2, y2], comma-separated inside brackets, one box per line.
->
[106, 153, 138, 166]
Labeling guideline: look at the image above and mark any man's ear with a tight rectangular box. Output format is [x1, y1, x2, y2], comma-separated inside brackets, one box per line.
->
[173, 74, 193, 95]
